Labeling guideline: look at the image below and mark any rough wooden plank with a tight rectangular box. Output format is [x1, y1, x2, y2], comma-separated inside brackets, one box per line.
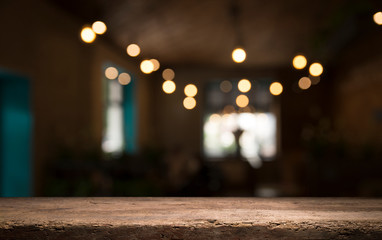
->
[1, 198, 381, 239]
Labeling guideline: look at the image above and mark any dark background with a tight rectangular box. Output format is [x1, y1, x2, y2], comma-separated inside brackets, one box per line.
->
[0, 0, 381, 197]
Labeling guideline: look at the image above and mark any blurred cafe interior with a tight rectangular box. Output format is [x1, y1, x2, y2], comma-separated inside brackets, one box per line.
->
[0, 0, 382, 197]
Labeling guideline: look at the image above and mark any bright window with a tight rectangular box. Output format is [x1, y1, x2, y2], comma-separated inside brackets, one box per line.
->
[203, 79, 278, 168]
[102, 63, 136, 156]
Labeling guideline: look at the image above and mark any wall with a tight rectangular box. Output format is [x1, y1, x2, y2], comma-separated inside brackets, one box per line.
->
[0, 0, 150, 195]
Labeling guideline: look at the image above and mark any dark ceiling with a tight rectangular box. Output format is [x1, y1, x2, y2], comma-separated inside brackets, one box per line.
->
[50, 0, 381, 68]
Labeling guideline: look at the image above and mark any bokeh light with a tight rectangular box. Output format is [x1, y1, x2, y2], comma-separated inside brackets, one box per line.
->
[118, 73, 131, 85]
[162, 80, 176, 94]
[269, 82, 283, 96]
[140, 60, 154, 74]
[183, 97, 196, 110]
[298, 77, 311, 90]
[309, 62, 323, 76]
[80, 27, 96, 43]
[310, 76, 320, 85]
[373, 12, 382, 25]
[162, 68, 175, 80]
[126, 44, 140, 57]
[150, 59, 160, 71]
[236, 95, 249, 108]
[238, 79, 251, 93]
[184, 84, 197, 97]
[292, 55, 307, 69]
[105, 67, 118, 80]
[223, 105, 236, 114]
[92, 21, 107, 35]
[220, 80, 232, 93]
[232, 48, 246, 63]
[209, 114, 221, 122]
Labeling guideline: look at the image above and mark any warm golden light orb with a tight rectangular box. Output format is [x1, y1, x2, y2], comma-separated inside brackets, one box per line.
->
[80, 27, 96, 43]
[269, 82, 283, 96]
[298, 77, 311, 90]
[309, 62, 323, 76]
[150, 59, 160, 71]
[220, 80, 232, 93]
[162, 80, 176, 94]
[162, 68, 175, 80]
[105, 67, 118, 80]
[236, 95, 249, 108]
[232, 48, 246, 63]
[140, 60, 154, 74]
[238, 79, 251, 93]
[373, 12, 382, 25]
[184, 84, 198, 97]
[223, 105, 236, 113]
[183, 97, 196, 110]
[92, 21, 107, 35]
[292, 55, 307, 69]
[126, 44, 140, 57]
[118, 73, 131, 85]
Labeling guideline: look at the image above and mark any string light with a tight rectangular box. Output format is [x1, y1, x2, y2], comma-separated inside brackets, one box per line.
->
[298, 77, 311, 90]
[232, 48, 246, 63]
[292, 55, 307, 69]
[309, 63, 323, 77]
[92, 21, 107, 35]
[236, 95, 249, 108]
[238, 79, 251, 93]
[105, 67, 118, 80]
[140, 60, 154, 74]
[269, 82, 283, 96]
[150, 59, 160, 71]
[373, 12, 382, 25]
[80, 27, 96, 43]
[118, 73, 131, 85]
[220, 80, 232, 93]
[183, 97, 196, 109]
[162, 68, 175, 80]
[162, 80, 176, 94]
[184, 84, 197, 97]
[127, 44, 140, 57]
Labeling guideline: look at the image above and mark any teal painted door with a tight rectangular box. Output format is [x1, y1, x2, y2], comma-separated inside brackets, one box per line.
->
[0, 70, 32, 197]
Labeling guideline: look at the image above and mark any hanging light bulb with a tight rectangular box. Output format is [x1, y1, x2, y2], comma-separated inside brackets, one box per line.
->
[232, 47, 246, 63]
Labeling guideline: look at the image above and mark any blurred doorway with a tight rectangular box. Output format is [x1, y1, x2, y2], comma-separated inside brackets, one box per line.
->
[0, 69, 32, 197]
